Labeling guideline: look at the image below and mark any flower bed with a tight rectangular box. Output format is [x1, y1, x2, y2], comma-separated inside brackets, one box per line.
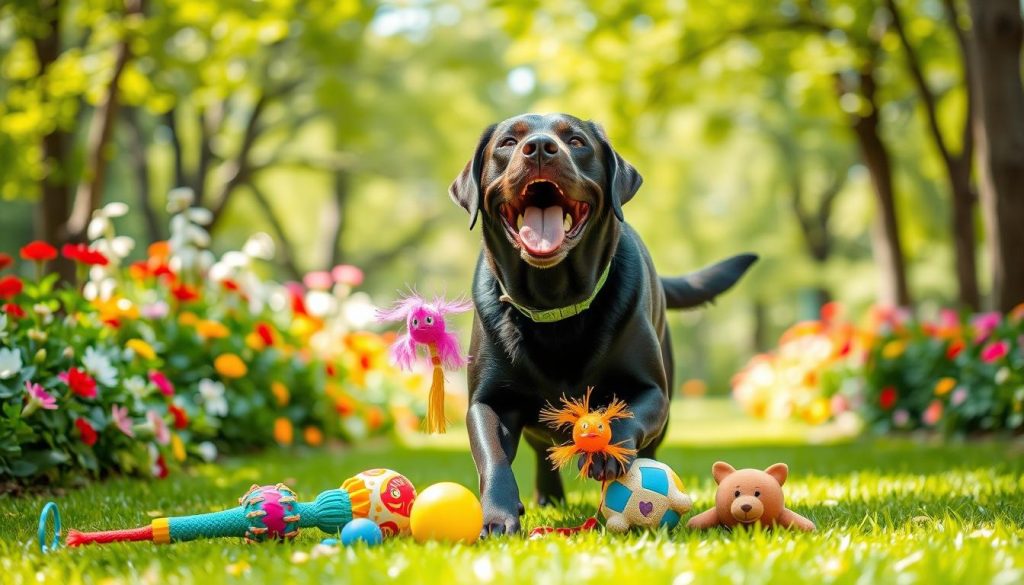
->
[0, 194, 427, 484]
[732, 302, 1024, 436]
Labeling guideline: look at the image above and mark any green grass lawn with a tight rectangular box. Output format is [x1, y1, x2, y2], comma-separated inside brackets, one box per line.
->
[1, 435, 1022, 584]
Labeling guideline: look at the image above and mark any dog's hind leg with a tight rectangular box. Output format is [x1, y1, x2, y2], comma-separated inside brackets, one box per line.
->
[524, 429, 565, 507]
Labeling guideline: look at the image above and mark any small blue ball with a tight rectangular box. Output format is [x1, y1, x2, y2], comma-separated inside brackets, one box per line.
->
[320, 538, 339, 546]
[341, 518, 383, 546]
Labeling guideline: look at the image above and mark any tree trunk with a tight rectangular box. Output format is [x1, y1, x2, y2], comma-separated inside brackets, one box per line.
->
[32, 0, 74, 278]
[844, 70, 912, 308]
[949, 165, 980, 310]
[125, 107, 163, 243]
[968, 0, 1024, 312]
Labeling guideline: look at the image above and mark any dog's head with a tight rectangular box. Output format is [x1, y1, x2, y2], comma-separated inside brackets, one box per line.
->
[449, 113, 641, 268]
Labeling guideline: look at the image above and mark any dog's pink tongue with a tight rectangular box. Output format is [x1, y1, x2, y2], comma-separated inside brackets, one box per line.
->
[519, 206, 565, 255]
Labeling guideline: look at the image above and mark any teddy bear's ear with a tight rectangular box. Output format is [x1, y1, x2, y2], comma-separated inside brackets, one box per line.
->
[712, 461, 736, 484]
[765, 463, 789, 486]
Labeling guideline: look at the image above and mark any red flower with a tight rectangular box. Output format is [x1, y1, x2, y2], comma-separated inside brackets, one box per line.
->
[168, 404, 189, 429]
[325, 362, 337, 377]
[152, 453, 168, 479]
[946, 339, 965, 360]
[19, 240, 57, 262]
[222, 279, 240, 292]
[75, 418, 98, 446]
[171, 283, 200, 302]
[59, 367, 98, 399]
[3, 303, 26, 318]
[879, 386, 898, 410]
[0, 253, 12, 271]
[62, 243, 108, 266]
[0, 276, 23, 299]
[255, 322, 275, 347]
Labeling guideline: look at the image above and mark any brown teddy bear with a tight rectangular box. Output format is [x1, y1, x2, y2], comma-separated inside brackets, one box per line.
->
[686, 461, 815, 531]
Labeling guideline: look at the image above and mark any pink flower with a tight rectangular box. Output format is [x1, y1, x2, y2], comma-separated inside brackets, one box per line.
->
[892, 409, 910, 427]
[147, 410, 170, 445]
[922, 400, 943, 426]
[111, 404, 135, 437]
[980, 340, 1009, 363]
[971, 312, 1002, 342]
[332, 264, 364, 287]
[149, 370, 175, 396]
[938, 308, 960, 330]
[22, 381, 57, 416]
[951, 387, 969, 407]
[830, 394, 849, 416]
[141, 301, 169, 320]
[303, 271, 333, 290]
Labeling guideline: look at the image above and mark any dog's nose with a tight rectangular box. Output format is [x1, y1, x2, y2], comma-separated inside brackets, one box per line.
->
[741, 504, 752, 513]
[521, 134, 559, 162]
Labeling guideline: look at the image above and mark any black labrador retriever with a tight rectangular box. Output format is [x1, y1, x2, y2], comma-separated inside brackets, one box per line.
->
[449, 113, 757, 536]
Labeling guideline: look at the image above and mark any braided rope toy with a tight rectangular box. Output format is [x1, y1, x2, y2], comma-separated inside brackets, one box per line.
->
[59, 479, 376, 547]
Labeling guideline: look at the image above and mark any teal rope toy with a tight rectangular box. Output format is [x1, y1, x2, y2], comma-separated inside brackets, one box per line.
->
[38, 501, 61, 553]
[64, 482, 370, 547]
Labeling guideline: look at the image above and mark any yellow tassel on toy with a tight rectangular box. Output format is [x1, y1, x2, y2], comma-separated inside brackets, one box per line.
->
[376, 294, 472, 435]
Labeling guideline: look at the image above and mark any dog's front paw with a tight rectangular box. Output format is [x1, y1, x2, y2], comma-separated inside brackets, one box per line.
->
[480, 498, 523, 537]
[580, 450, 637, 481]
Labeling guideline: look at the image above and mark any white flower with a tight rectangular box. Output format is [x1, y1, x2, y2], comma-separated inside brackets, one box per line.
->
[185, 207, 213, 225]
[167, 187, 195, 213]
[342, 292, 377, 329]
[197, 441, 218, 462]
[102, 202, 130, 218]
[82, 346, 118, 387]
[0, 313, 8, 340]
[198, 378, 228, 417]
[0, 347, 23, 379]
[87, 215, 111, 241]
[186, 225, 211, 248]
[124, 375, 152, 406]
[242, 233, 275, 260]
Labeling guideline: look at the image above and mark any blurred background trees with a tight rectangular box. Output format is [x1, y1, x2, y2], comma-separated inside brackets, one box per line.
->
[1, 0, 1022, 391]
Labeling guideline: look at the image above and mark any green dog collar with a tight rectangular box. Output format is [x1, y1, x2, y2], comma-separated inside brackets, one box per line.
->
[496, 261, 612, 323]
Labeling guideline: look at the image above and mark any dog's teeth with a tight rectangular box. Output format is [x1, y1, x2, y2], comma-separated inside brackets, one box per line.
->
[517, 214, 524, 230]
[563, 213, 572, 232]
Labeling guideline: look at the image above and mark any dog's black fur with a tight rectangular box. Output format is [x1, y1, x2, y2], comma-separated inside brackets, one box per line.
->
[449, 113, 757, 536]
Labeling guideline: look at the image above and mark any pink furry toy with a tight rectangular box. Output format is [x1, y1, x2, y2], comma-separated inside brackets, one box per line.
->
[376, 295, 472, 433]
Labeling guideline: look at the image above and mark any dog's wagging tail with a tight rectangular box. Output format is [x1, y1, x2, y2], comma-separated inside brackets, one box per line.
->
[661, 253, 759, 309]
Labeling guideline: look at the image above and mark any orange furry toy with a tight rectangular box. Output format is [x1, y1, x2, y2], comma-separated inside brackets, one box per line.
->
[538, 387, 637, 478]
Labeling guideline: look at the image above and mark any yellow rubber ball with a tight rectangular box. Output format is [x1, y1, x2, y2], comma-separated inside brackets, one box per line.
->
[409, 482, 482, 544]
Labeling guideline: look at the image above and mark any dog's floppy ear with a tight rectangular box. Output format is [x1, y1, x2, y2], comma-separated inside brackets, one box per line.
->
[588, 121, 642, 222]
[449, 124, 497, 230]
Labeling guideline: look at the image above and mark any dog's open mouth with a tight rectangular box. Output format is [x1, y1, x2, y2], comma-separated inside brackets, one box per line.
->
[499, 180, 590, 257]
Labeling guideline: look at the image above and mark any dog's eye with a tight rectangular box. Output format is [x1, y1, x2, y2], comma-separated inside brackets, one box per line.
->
[754, 491, 761, 497]
[425, 316, 434, 325]
[411, 318, 419, 327]
[734, 490, 741, 498]
[568, 136, 585, 148]
[500, 137, 517, 148]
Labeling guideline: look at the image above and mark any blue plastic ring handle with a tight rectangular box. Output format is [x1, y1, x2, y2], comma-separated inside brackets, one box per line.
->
[38, 501, 61, 553]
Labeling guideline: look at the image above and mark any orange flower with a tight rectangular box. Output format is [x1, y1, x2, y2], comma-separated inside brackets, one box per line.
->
[196, 320, 230, 339]
[934, 377, 956, 396]
[1011, 302, 1024, 323]
[303, 426, 323, 447]
[679, 379, 707, 397]
[148, 241, 170, 260]
[271, 381, 290, 406]
[881, 340, 906, 359]
[274, 418, 293, 445]
[365, 406, 384, 431]
[214, 354, 247, 378]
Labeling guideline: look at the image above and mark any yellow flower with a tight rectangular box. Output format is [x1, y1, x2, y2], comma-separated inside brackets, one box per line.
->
[214, 354, 248, 378]
[196, 320, 230, 339]
[178, 311, 199, 327]
[126, 339, 156, 361]
[245, 332, 266, 351]
[303, 426, 323, 447]
[882, 340, 906, 359]
[801, 398, 831, 425]
[271, 381, 290, 406]
[274, 418, 293, 445]
[171, 433, 186, 462]
[934, 377, 957, 396]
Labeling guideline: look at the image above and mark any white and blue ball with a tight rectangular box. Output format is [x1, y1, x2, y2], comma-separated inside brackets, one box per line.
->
[600, 458, 692, 532]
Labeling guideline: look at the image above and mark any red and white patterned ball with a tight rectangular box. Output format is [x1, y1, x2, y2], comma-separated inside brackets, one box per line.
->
[347, 468, 417, 537]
